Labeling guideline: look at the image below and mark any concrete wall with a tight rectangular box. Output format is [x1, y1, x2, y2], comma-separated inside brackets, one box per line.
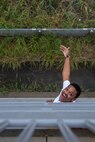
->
[0, 65, 95, 91]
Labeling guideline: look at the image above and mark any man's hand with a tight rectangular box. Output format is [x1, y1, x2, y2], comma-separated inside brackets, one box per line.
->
[60, 45, 70, 58]
[46, 99, 54, 103]
[60, 45, 70, 81]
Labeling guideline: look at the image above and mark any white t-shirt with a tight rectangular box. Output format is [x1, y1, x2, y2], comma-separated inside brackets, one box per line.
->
[53, 80, 70, 103]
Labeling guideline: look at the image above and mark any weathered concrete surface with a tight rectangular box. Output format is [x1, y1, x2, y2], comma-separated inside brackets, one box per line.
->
[0, 135, 95, 142]
[0, 130, 95, 142]
[0, 66, 95, 92]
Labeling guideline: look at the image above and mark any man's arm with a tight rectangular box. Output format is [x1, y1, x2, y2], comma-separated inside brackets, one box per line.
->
[46, 45, 70, 103]
[60, 45, 70, 81]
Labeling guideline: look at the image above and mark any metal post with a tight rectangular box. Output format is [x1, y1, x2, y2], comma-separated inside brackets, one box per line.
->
[85, 120, 95, 133]
[0, 28, 95, 37]
[0, 120, 9, 133]
[57, 120, 80, 142]
[16, 120, 36, 142]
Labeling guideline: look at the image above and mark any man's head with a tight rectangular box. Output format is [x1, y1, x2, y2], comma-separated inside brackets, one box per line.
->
[59, 83, 81, 102]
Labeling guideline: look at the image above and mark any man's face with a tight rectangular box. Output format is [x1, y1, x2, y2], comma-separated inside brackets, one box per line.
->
[59, 85, 77, 102]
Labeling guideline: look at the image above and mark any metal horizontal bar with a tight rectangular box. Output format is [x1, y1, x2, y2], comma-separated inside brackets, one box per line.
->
[0, 105, 95, 112]
[0, 119, 95, 129]
[58, 120, 80, 142]
[16, 120, 36, 142]
[0, 111, 95, 119]
[0, 120, 9, 132]
[0, 119, 95, 142]
[0, 28, 95, 37]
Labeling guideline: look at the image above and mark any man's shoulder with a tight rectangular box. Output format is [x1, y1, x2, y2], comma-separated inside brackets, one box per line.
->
[63, 80, 70, 89]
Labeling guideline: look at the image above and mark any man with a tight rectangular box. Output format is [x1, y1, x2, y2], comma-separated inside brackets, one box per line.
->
[47, 45, 81, 103]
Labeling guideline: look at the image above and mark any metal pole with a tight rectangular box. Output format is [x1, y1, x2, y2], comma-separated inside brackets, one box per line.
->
[0, 120, 9, 132]
[85, 120, 95, 133]
[57, 120, 80, 142]
[16, 120, 36, 142]
[0, 28, 95, 37]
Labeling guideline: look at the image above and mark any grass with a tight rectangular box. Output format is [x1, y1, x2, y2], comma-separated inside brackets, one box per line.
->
[0, 0, 95, 92]
[0, 34, 95, 70]
[0, 0, 95, 70]
[0, 82, 60, 93]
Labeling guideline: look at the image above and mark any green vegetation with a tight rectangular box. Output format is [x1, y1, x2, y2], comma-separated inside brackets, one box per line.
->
[0, 0, 95, 28]
[0, 35, 95, 70]
[0, 0, 95, 92]
[0, 79, 94, 93]
[0, 82, 60, 93]
[0, 0, 95, 70]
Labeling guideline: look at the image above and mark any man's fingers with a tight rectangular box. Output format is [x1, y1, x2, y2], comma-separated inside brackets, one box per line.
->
[60, 45, 70, 51]
[60, 45, 67, 49]
[60, 47, 64, 52]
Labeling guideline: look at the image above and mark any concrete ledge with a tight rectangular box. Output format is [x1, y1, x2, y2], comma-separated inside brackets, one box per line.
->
[0, 92, 95, 98]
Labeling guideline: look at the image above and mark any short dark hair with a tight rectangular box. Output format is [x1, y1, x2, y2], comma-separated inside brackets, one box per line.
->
[70, 83, 81, 98]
